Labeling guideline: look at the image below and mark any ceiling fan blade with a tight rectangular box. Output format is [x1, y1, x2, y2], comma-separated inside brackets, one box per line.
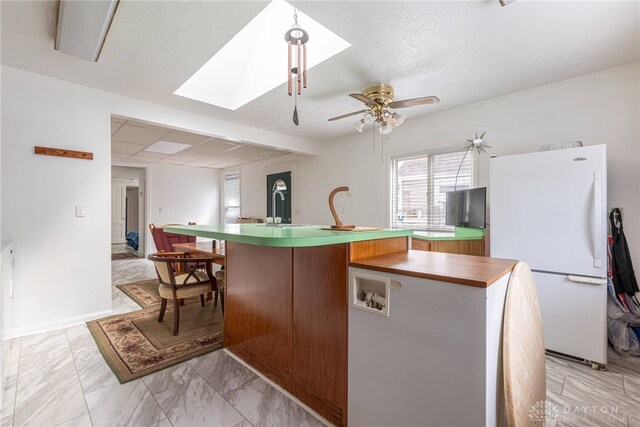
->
[349, 93, 377, 106]
[389, 96, 440, 109]
[480, 131, 486, 140]
[328, 109, 369, 122]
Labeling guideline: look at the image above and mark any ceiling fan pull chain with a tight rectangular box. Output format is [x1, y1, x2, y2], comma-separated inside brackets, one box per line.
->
[372, 122, 377, 151]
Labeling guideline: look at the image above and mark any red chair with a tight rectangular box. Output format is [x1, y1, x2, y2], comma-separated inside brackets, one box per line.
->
[149, 223, 196, 253]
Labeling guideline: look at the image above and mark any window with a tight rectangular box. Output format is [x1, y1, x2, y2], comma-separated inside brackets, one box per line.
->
[223, 173, 240, 224]
[390, 148, 474, 231]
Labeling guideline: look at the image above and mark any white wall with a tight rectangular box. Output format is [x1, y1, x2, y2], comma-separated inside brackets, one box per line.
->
[236, 62, 640, 269]
[147, 164, 220, 253]
[0, 66, 312, 338]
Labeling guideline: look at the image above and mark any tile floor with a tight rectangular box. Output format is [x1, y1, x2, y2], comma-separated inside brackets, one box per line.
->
[0, 257, 639, 426]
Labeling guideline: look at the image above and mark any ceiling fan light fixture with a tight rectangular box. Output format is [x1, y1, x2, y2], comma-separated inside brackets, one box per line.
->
[386, 116, 398, 128]
[353, 120, 365, 133]
[328, 85, 439, 136]
[379, 123, 393, 135]
[364, 111, 375, 124]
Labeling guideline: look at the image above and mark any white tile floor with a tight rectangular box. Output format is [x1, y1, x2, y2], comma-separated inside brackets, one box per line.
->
[1, 257, 639, 426]
[1, 258, 323, 427]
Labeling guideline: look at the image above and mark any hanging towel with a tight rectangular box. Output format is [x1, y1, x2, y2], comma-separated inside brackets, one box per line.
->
[609, 208, 640, 295]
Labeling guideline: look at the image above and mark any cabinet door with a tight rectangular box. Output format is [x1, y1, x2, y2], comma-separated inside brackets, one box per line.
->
[225, 242, 293, 389]
[411, 238, 431, 251]
[293, 244, 348, 427]
[430, 239, 485, 256]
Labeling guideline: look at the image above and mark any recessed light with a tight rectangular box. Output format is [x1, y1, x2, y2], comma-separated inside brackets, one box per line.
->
[174, 0, 350, 110]
[144, 141, 191, 155]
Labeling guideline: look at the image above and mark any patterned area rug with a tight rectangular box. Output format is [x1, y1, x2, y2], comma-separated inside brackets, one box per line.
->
[89, 281, 223, 383]
[111, 252, 142, 260]
[117, 279, 162, 308]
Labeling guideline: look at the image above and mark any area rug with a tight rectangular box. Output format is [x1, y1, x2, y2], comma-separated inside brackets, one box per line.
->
[88, 302, 224, 383]
[117, 279, 162, 308]
[111, 252, 142, 260]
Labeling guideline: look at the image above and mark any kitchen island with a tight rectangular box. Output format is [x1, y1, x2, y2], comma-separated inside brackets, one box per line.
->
[165, 224, 412, 426]
[165, 224, 517, 426]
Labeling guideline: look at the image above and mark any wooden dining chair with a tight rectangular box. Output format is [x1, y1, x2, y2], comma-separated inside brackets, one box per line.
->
[149, 223, 197, 253]
[148, 252, 224, 335]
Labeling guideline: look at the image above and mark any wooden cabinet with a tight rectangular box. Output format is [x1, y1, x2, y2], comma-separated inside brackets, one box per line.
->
[225, 237, 408, 427]
[412, 237, 485, 256]
[225, 241, 348, 424]
[224, 243, 293, 389]
[293, 244, 348, 427]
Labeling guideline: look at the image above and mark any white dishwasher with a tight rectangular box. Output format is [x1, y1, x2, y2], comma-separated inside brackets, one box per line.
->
[348, 266, 510, 427]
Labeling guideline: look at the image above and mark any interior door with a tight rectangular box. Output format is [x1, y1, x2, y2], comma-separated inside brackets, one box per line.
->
[111, 183, 126, 244]
[490, 145, 607, 277]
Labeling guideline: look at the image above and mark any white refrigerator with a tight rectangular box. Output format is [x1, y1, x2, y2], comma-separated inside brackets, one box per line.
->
[490, 145, 608, 366]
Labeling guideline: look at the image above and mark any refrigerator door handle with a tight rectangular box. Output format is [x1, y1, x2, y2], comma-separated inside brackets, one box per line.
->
[567, 275, 607, 285]
[593, 171, 603, 268]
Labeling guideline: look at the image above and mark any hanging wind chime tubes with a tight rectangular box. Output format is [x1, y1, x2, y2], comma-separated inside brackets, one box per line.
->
[285, 9, 308, 125]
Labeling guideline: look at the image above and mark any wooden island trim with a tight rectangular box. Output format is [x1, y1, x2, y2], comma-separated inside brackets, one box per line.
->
[350, 250, 517, 288]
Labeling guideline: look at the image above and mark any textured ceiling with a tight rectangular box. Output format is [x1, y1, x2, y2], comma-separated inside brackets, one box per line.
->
[2, 1, 638, 143]
[110, 116, 289, 168]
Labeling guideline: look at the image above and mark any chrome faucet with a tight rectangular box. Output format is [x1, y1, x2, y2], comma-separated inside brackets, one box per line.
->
[272, 190, 285, 219]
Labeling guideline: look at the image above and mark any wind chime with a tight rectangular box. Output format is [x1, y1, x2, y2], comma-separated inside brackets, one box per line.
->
[284, 8, 308, 125]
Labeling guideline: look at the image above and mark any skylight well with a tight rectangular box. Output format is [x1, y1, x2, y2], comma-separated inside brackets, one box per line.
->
[174, 0, 350, 110]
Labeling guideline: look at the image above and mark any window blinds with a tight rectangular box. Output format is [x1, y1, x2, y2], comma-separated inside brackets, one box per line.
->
[223, 173, 240, 224]
[390, 149, 473, 231]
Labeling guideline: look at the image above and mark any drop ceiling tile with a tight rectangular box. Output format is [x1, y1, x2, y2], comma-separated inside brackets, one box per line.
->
[185, 161, 215, 167]
[186, 139, 239, 155]
[111, 121, 123, 135]
[166, 151, 209, 162]
[225, 145, 268, 160]
[157, 157, 190, 165]
[128, 152, 169, 162]
[226, 159, 253, 166]
[162, 130, 210, 145]
[215, 160, 249, 168]
[112, 124, 171, 145]
[123, 120, 173, 133]
[112, 140, 146, 154]
[112, 152, 132, 159]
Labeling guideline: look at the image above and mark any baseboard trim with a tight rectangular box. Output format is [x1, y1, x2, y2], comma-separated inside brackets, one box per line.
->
[1, 309, 114, 340]
[224, 348, 333, 427]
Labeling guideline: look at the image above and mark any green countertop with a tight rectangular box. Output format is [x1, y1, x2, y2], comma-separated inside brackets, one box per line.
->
[412, 227, 486, 241]
[164, 224, 413, 248]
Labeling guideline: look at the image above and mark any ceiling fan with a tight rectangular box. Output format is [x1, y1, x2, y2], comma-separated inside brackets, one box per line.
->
[328, 85, 440, 134]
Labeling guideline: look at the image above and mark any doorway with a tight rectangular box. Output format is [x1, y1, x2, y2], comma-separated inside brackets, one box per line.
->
[266, 171, 292, 223]
[111, 166, 146, 257]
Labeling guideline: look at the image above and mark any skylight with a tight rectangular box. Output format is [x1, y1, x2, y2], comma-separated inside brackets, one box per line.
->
[173, 0, 351, 110]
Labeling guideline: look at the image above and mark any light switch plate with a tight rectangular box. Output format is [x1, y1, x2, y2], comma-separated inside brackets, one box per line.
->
[75, 206, 85, 217]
